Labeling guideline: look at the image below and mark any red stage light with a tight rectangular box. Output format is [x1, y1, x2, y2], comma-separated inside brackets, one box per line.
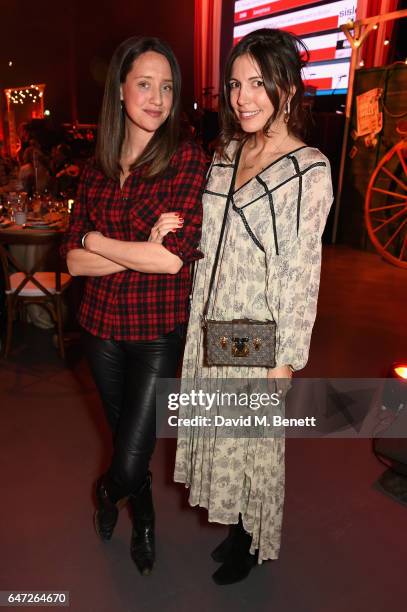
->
[393, 365, 407, 379]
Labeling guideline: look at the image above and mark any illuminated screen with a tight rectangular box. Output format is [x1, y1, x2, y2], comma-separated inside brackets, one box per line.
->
[233, 0, 358, 95]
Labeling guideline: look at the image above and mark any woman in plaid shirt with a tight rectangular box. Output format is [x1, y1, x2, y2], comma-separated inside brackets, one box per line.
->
[62, 36, 206, 575]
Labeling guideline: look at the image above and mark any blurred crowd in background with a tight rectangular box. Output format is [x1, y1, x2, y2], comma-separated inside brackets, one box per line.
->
[0, 119, 97, 200]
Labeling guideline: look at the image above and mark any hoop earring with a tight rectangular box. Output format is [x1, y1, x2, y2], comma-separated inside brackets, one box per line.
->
[284, 99, 290, 123]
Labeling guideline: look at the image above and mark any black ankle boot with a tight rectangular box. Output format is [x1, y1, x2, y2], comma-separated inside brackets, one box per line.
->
[129, 472, 155, 576]
[94, 476, 119, 541]
[211, 524, 238, 562]
[212, 518, 257, 585]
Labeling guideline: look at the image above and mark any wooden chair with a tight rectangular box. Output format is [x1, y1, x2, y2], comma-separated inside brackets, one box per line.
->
[0, 231, 71, 358]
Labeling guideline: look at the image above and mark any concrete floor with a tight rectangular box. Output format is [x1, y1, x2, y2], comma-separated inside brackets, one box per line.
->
[1, 245, 407, 612]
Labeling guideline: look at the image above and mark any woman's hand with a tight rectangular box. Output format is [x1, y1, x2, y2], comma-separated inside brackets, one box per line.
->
[148, 212, 183, 244]
[267, 365, 293, 379]
[267, 364, 293, 397]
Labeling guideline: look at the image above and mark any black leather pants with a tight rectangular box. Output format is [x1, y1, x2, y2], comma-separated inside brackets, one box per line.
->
[83, 328, 183, 503]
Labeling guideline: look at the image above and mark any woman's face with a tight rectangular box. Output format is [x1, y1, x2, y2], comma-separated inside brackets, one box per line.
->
[120, 50, 173, 135]
[229, 53, 275, 134]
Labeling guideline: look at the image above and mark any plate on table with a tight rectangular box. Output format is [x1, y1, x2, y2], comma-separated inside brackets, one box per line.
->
[24, 220, 58, 229]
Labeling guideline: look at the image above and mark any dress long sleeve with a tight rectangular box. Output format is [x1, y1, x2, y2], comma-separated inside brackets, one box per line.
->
[265, 161, 333, 371]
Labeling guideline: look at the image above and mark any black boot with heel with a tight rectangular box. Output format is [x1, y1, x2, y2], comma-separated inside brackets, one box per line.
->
[211, 524, 238, 563]
[94, 475, 124, 541]
[129, 472, 155, 576]
[212, 516, 258, 585]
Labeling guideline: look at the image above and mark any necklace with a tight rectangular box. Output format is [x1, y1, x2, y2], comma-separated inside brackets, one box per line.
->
[241, 133, 290, 171]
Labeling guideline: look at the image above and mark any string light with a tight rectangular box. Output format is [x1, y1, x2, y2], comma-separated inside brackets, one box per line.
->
[359, 59, 365, 67]
[6, 84, 44, 105]
[8, 60, 13, 66]
[384, 39, 390, 46]
[373, 24, 378, 30]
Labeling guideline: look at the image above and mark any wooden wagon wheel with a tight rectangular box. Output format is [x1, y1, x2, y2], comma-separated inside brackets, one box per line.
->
[365, 139, 407, 269]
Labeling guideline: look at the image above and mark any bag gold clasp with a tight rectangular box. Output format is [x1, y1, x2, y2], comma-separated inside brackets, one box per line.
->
[232, 337, 249, 357]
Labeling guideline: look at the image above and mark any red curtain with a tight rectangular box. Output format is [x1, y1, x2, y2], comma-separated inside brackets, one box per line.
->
[194, 0, 222, 109]
[0, 110, 4, 152]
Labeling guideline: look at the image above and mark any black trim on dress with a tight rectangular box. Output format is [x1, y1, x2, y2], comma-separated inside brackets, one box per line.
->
[256, 176, 279, 255]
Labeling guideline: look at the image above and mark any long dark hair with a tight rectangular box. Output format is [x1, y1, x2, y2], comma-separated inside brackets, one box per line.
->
[218, 28, 309, 158]
[96, 36, 181, 179]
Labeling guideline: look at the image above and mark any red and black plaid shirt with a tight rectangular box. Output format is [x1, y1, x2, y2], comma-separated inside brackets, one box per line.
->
[61, 140, 207, 341]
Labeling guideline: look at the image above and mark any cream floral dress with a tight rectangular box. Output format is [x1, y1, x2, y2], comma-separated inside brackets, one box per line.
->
[174, 142, 333, 562]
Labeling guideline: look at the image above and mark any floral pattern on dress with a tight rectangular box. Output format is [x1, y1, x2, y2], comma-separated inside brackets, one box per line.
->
[174, 143, 333, 562]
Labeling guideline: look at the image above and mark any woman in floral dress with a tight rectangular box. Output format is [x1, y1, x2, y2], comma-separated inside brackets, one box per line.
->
[154, 28, 333, 584]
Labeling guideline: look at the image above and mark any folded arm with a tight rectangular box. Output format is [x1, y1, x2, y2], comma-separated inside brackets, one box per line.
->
[67, 231, 182, 276]
[66, 247, 126, 276]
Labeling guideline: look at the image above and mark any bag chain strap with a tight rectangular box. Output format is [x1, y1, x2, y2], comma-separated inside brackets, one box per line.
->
[202, 145, 243, 326]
